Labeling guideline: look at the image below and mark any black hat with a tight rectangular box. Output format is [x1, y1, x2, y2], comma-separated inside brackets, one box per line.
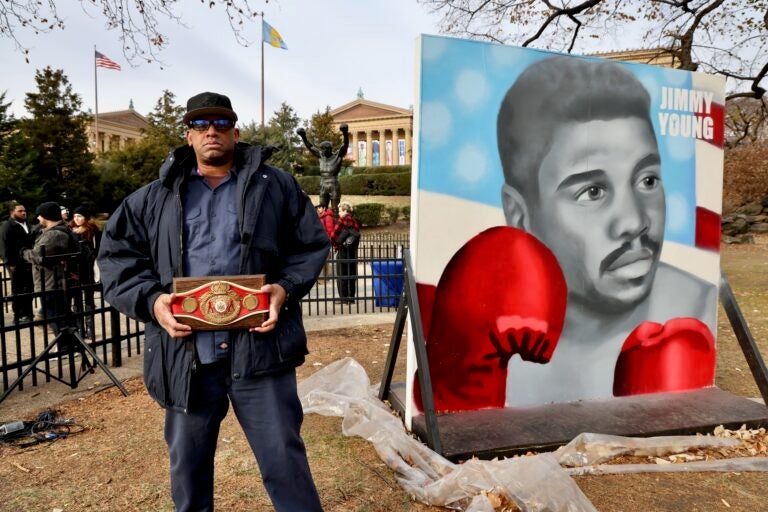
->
[36, 201, 61, 222]
[183, 92, 238, 124]
[73, 205, 91, 219]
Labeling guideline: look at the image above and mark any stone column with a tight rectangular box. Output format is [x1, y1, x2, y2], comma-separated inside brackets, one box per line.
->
[405, 128, 413, 165]
[365, 131, 373, 168]
[351, 131, 359, 166]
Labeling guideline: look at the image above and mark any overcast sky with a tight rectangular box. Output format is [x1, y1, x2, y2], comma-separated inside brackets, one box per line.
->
[2, 0, 444, 124]
[1, 1, 658, 126]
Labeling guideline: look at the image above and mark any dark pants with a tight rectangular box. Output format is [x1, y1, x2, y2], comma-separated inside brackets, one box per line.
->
[164, 361, 322, 512]
[43, 289, 70, 335]
[335, 245, 358, 300]
[10, 265, 33, 321]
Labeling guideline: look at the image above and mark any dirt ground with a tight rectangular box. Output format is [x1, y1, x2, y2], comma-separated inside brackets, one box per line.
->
[1, 235, 768, 511]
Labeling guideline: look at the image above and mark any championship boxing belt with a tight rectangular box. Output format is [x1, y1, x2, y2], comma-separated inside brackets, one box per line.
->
[171, 275, 269, 330]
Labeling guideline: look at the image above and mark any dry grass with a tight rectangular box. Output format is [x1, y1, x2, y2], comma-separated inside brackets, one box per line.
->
[1, 236, 768, 511]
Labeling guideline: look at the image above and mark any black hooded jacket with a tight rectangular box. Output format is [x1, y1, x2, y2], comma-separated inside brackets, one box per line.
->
[98, 143, 330, 412]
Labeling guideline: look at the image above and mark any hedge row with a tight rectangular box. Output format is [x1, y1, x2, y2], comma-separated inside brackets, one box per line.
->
[354, 203, 410, 227]
[296, 172, 411, 196]
[350, 165, 411, 175]
[299, 164, 410, 177]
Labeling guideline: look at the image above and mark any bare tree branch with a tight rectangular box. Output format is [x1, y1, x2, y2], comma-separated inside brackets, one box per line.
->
[0, 0, 265, 65]
[522, 0, 603, 47]
[422, 0, 768, 140]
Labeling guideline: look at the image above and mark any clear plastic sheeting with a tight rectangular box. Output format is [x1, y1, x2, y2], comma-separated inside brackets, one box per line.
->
[566, 456, 768, 476]
[299, 358, 596, 511]
[298, 358, 768, 511]
[554, 432, 741, 467]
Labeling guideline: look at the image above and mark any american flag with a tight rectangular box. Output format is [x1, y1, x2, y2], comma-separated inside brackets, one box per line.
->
[95, 51, 121, 71]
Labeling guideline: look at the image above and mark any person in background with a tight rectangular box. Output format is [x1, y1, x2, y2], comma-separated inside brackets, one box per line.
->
[60, 205, 70, 223]
[70, 205, 101, 337]
[331, 201, 361, 304]
[1, 200, 34, 323]
[22, 201, 73, 335]
[69, 205, 101, 255]
[316, 204, 336, 279]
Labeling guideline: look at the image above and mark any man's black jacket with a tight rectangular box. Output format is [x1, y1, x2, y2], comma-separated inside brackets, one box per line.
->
[98, 143, 330, 412]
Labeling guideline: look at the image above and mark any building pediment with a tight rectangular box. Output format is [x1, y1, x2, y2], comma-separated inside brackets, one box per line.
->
[331, 99, 411, 122]
[588, 48, 677, 68]
[92, 109, 150, 130]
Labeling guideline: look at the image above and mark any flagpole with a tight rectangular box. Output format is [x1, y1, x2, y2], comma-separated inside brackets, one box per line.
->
[260, 13, 265, 127]
[94, 45, 100, 155]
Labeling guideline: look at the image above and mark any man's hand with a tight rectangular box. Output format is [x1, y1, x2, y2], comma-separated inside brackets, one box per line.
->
[250, 283, 287, 333]
[154, 293, 193, 338]
[339, 123, 348, 133]
[296, 127, 306, 137]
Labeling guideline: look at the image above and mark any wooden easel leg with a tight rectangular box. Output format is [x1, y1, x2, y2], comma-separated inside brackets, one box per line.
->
[720, 271, 768, 405]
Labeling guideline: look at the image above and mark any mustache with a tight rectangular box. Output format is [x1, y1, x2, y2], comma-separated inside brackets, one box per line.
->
[599, 235, 661, 274]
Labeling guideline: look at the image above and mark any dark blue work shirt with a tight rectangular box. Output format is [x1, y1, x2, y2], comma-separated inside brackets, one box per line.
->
[183, 167, 241, 363]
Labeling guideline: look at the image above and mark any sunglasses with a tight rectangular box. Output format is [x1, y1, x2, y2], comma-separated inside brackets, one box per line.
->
[188, 119, 236, 132]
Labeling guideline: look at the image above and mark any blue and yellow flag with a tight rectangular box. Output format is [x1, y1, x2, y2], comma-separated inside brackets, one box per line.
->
[262, 20, 288, 49]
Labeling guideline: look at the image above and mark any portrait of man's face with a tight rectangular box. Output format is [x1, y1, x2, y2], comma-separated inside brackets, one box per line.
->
[526, 116, 665, 312]
[408, 35, 724, 416]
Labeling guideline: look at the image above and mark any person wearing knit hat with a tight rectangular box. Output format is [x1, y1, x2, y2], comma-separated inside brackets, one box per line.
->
[72, 205, 90, 218]
[70, 204, 101, 337]
[23, 201, 74, 335]
[36, 201, 62, 222]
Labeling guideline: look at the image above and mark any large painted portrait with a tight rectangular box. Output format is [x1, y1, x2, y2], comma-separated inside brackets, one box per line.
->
[406, 35, 725, 421]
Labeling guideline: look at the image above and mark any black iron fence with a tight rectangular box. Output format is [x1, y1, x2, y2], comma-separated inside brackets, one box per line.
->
[0, 232, 409, 398]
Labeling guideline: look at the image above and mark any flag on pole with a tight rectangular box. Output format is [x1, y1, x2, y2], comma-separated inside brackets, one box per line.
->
[95, 51, 121, 71]
[262, 20, 288, 49]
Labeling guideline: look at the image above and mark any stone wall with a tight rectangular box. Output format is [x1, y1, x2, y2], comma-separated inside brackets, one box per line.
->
[721, 197, 768, 244]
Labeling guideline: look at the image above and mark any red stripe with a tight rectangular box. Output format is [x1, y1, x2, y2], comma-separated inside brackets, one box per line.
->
[695, 206, 721, 252]
[95, 51, 121, 71]
[696, 102, 724, 148]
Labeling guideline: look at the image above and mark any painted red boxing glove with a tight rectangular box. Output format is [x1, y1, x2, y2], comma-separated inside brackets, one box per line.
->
[416, 282, 437, 341]
[414, 226, 567, 413]
[613, 318, 716, 397]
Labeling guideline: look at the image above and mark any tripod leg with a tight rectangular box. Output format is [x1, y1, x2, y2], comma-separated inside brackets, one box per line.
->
[71, 331, 129, 396]
[0, 339, 67, 404]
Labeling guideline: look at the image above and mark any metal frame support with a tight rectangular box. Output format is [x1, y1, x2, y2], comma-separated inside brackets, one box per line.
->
[379, 249, 442, 455]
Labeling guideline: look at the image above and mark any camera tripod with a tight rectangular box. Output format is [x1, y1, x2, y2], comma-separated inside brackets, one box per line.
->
[0, 248, 129, 405]
[0, 324, 129, 404]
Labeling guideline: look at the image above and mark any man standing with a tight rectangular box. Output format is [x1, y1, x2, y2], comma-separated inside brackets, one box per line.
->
[98, 92, 329, 511]
[21, 201, 73, 334]
[1, 201, 34, 323]
[297, 123, 349, 213]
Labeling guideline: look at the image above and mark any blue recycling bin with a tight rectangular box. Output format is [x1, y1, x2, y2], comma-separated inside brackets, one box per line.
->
[370, 260, 404, 307]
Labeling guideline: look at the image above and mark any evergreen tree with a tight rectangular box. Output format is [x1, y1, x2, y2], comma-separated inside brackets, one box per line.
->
[307, 106, 342, 151]
[94, 90, 185, 212]
[0, 91, 40, 204]
[144, 90, 186, 151]
[239, 103, 304, 173]
[267, 102, 303, 173]
[20, 67, 95, 206]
